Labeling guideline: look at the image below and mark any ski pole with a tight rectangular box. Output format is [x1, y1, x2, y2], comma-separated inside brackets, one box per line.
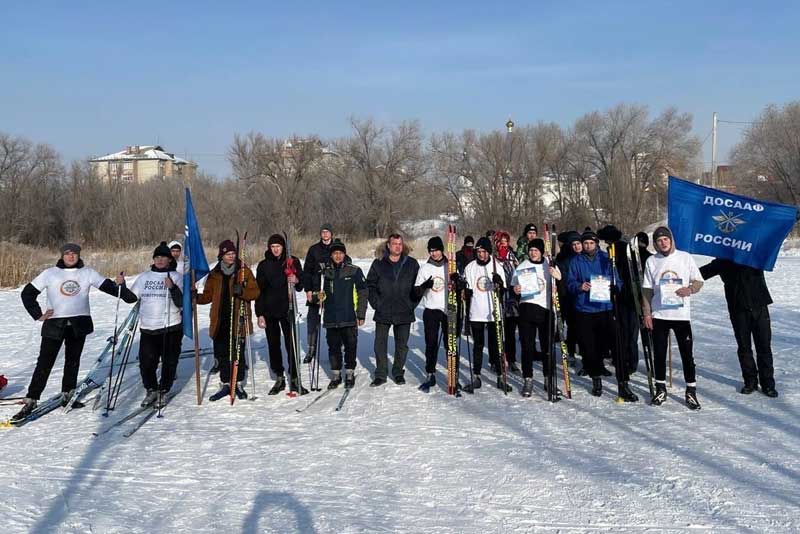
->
[110, 308, 139, 411]
[668, 331, 673, 388]
[246, 332, 257, 400]
[104, 274, 123, 416]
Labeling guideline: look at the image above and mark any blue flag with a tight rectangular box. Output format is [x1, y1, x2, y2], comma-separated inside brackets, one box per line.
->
[183, 188, 210, 338]
[667, 176, 798, 271]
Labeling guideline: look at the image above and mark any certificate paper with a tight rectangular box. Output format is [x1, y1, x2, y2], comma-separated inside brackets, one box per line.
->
[516, 267, 541, 299]
[589, 275, 611, 303]
[659, 278, 684, 309]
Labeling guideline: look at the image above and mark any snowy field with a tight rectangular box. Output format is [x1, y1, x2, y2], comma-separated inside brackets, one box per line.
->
[1, 258, 799, 533]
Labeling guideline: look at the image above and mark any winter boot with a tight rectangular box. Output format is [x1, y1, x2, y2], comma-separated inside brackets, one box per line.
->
[303, 345, 315, 364]
[141, 389, 159, 407]
[60, 389, 75, 407]
[10, 398, 37, 424]
[344, 369, 356, 389]
[496, 375, 512, 393]
[235, 382, 248, 400]
[600, 366, 613, 377]
[616, 381, 639, 403]
[685, 386, 701, 411]
[268, 375, 286, 395]
[577, 367, 589, 377]
[209, 383, 231, 402]
[418, 373, 436, 392]
[762, 386, 779, 398]
[509, 361, 521, 374]
[209, 358, 220, 375]
[591, 377, 603, 397]
[290, 377, 309, 396]
[462, 374, 482, 394]
[328, 371, 342, 390]
[370, 377, 387, 387]
[521, 378, 533, 398]
[740, 382, 757, 394]
[651, 383, 668, 405]
[393, 374, 406, 385]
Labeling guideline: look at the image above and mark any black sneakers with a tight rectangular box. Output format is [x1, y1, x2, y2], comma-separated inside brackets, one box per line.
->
[10, 399, 37, 424]
[617, 381, 638, 403]
[685, 386, 701, 411]
[651, 383, 668, 406]
[209, 383, 231, 402]
[591, 377, 603, 397]
[268, 375, 286, 395]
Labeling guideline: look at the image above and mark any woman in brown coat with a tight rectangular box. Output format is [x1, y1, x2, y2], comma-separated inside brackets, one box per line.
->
[197, 239, 259, 401]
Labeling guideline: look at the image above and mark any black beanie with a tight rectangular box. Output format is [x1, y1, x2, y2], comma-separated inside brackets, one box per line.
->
[527, 238, 545, 256]
[330, 238, 346, 254]
[523, 223, 538, 235]
[635, 231, 650, 247]
[563, 231, 582, 244]
[268, 234, 286, 248]
[581, 230, 599, 243]
[653, 226, 673, 242]
[475, 236, 493, 254]
[153, 241, 171, 259]
[464, 235, 475, 246]
[427, 236, 444, 252]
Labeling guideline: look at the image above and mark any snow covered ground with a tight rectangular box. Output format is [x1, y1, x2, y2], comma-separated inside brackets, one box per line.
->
[1, 258, 799, 533]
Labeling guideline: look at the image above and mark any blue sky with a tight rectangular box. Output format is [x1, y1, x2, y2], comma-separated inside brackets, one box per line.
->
[1, 1, 798, 177]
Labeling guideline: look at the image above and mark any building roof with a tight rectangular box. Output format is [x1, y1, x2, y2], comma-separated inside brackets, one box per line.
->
[90, 145, 195, 165]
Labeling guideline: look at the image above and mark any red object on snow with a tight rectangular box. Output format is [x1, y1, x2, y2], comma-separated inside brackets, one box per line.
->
[0, 375, 7, 392]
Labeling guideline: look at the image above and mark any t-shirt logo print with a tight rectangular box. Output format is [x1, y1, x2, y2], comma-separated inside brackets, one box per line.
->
[431, 276, 446, 292]
[476, 276, 491, 292]
[60, 280, 81, 297]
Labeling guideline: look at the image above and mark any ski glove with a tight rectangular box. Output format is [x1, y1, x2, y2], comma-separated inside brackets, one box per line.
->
[491, 273, 505, 290]
[232, 283, 244, 298]
[420, 277, 435, 289]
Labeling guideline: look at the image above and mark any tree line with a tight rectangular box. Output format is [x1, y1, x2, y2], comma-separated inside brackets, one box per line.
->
[2, 101, 798, 249]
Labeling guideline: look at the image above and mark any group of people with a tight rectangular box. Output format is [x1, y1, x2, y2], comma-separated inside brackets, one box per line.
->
[9, 219, 779, 422]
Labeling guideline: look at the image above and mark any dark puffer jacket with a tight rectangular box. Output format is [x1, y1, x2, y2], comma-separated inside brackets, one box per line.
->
[366, 254, 420, 325]
[255, 249, 303, 319]
[322, 260, 368, 328]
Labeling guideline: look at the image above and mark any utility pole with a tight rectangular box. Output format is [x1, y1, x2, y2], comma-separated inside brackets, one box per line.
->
[710, 112, 718, 188]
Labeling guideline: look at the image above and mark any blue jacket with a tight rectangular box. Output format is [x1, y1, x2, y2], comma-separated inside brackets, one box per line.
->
[567, 250, 622, 314]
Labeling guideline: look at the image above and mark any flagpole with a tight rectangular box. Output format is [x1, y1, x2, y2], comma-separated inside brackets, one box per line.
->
[192, 268, 202, 405]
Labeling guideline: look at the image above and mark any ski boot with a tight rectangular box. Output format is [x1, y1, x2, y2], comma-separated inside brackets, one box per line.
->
[209, 383, 231, 402]
[508, 361, 522, 374]
[303, 345, 315, 364]
[418, 373, 436, 392]
[344, 369, 355, 389]
[496, 375, 512, 393]
[370, 377, 387, 387]
[393, 374, 406, 385]
[740, 382, 757, 395]
[591, 377, 603, 397]
[461, 374, 482, 394]
[155, 391, 169, 409]
[209, 358, 220, 375]
[521, 378, 533, 398]
[235, 382, 248, 400]
[650, 383, 668, 405]
[268, 375, 286, 395]
[762, 387, 779, 398]
[10, 398, 37, 424]
[616, 381, 639, 403]
[328, 371, 342, 390]
[141, 389, 158, 407]
[685, 386, 701, 411]
[290, 378, 309, 396]
[600, 366, 613, 377]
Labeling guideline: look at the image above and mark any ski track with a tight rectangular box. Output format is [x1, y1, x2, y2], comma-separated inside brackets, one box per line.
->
[0, 258, 799, 533]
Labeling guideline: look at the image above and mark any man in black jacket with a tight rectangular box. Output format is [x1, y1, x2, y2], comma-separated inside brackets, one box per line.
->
[256, 234, 306, 395]
[366, 234, 420, 386]
[302, 223, 335, 364]
[14, 243, 136, 422]
[700, 258, 778, 397]
[321, 239, 368, 389]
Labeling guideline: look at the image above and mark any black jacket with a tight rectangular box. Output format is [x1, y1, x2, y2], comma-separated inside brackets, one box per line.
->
[255, 251, 303, 319]
[322, 260, 368, 328]
[455, 246, 474, 274]
[21, 259, 136, 340]
[700, 258, 773, 313]
[366, 254, 420, 325]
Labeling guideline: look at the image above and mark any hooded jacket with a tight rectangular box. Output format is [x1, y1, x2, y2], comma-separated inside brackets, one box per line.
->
[255, 247, 303, 319]
[322, 259, 368, 328]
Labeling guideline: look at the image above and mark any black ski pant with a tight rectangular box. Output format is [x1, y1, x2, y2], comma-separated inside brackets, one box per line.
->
[652, 319, 696, 386]
[139, 329, 182, 392]
[326, 326, 357, 371]
[574, 310, 627, 380]
[564, 306, 579, 357]
[422, 308, 447, 374]
[468, 321, 500, 376]
[374, 322, 411, 380]
[518, 304, 552, 378]
[504, 316, 519, 364]
[264, 316, 298, 379]
[27, 325, 86, 400]
[730, 306, 774, 389]
[618, 303, 640, 373]
[213, 329, 246, 385]
[306, 303, 321, 356]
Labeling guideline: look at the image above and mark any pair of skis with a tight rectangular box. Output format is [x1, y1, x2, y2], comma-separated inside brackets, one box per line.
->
[283, 232, 307, 398]
[544, 224, 572, 401]
[295, 375, 357, 413]
[93, 393, 176, 438]
[445, 224, 461, 396]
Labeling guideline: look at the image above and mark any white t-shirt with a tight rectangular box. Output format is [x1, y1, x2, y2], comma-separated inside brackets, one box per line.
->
[642, 249, 702, 321]
[129, 270, 183, 330]
[30, 266, 107, 319]
[463, 260, 497, 322]
[415, 259, 448, 312]
[512, 259, 548, 309]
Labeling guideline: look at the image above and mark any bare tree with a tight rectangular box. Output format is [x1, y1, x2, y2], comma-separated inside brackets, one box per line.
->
[329, 118, 426, 238]
[731, 101, 800, 206]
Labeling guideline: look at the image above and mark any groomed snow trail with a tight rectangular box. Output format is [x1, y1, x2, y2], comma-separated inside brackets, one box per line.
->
[1, 259, 798, 533]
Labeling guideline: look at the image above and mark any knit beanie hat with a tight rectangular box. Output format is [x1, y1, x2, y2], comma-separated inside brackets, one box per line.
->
[597, 225, 622, 242]
[580, 230, 599, 243]
[527, 238, 545, 256]
[653, 226, 673, 242]
[330, 238, 346, 254]
[60, 243, 81, 255]
[268, 234, 286, 248]
[153, 241, 171, 259]
[475, 236, 493, 254]
[427, 236, 444, 252]
[464, 235, 475, 246]
[218, 239, 236, 258]
[523, 223, 538, 235]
